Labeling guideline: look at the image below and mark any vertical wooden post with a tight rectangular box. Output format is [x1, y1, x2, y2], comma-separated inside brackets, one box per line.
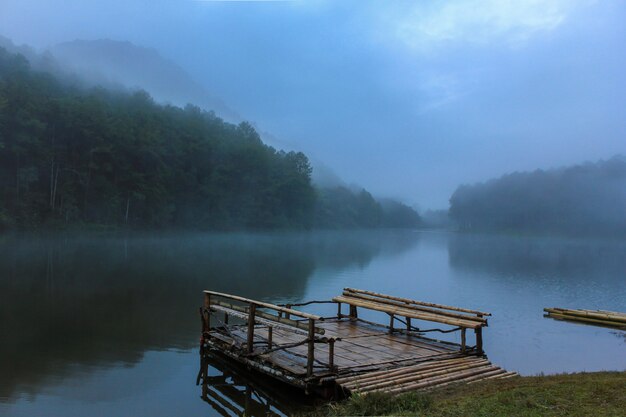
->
[267, 326, 273, 348]
[224, 312, 229, 325]
[337, 302, 342, 318]
[203, 293, 211, 333]
[406, 317, 412, 332]
[461, 328, 466, 353]
[475, 314, 484, 354]
[247, 303, 256, 354]
[475, 327, 483, 355]
[349, 305, 358, 319]
[389, 314, 395, 333]
[307, 319, 315, 377]
[285, 304, 292, 320]
[328, 339, 335, 370]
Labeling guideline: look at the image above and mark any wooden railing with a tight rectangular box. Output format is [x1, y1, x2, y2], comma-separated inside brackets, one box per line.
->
[201, 290, 336, 377]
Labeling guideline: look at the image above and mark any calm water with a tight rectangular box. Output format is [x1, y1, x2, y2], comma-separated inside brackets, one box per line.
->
[0, 230, 625, 416]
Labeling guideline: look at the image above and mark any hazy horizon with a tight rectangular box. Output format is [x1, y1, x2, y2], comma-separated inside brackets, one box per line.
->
[2, 0, 625, 209]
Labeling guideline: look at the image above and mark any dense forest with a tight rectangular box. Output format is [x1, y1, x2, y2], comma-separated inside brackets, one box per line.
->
[449, 157, 626, 235]
[0, 47, 420, 230]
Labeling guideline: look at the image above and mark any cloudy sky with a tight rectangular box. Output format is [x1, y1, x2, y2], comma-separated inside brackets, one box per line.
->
[1, 0, 625, 208]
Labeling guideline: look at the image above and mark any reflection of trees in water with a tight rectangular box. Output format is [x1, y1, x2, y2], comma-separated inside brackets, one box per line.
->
[0, 230, 420, 400]
[448, 233, 626, 279]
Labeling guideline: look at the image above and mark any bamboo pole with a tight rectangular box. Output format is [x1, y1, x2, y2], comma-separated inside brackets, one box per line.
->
[461, 328, 466, 353]
[344, 292, 487, 323]
[498, 372, 520, 379]
[349, 360, 490, 389]
[382, 365, 497, 394]
[338, 358, 488, 387]
[544, 308, 626, 324]
[475, 327, 483, 354]
[211, 300, 325, 334]
[247, 303, 256, 354]
[203, 290, 321, 320]
[203, 293, 212, 332]
[480, 370, 517, 381]
[349, 304, 358, 319]
[545, 312, 626, 329]
[307, 319, 315, 377]
[336, 358, 467, 385]
[347, 361, 491, 392]
[333, 296, 481, 329]
[210, 304, 311, 336]
[334, 352, 467, 382]
[432, 368, 507, 389]
[344, 288, 490, 316]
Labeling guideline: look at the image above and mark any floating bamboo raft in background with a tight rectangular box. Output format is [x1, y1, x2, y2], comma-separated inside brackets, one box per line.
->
[544, 307, 626, 330]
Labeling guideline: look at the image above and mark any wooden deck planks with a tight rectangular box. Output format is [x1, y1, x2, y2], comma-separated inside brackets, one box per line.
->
[209, 318, 467, 378]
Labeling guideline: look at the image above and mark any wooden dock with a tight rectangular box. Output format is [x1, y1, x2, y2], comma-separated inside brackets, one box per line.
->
[199, 288, 516, 398]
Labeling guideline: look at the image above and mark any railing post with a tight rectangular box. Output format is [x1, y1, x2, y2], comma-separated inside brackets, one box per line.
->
[285, 304, 292, 320]
[476, 314, 484, 354]
[406, 317, 411, 332]
[307, 319, 315, 377]
[337, 302, 342, 318]
[203, 293, 211, 333]
[475, 327, 483, 355]
[247, 303, 257, 354]
[349, 305, 358, 319]
[267, 326, 273, 348]
[461, 328, 466, 353]
[389, 314, 394, 333]
[328, 338, 335, 370]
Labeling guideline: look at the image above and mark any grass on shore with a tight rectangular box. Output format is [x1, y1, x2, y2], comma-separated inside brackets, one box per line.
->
[312, 371, 626, 417]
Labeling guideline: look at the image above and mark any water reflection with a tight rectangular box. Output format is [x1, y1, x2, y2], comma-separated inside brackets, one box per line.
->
[448, 233, 626, 280]
[0, 230, 420, 402]
[199, 353, 315, 417]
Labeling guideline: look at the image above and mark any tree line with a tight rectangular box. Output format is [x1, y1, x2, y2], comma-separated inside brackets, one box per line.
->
[449, 156, 626, 235]
[0, 47, 420, 231]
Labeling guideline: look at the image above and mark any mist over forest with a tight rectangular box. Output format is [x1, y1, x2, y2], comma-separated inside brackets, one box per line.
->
[0, 45, 420, 230]
[450, 157, 626, 236]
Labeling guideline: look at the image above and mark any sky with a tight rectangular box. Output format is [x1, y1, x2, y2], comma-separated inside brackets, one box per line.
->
[1, 0, 625, 208]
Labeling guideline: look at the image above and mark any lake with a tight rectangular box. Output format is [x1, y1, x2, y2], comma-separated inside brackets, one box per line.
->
[0, 230, 625, 416]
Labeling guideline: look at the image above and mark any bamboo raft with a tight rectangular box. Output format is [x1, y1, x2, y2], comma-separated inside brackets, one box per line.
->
[198, 288, 516, 398]
[544, 307, 626, 330]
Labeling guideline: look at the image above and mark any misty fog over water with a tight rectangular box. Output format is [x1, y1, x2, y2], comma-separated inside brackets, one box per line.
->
[0, 231, 624, 416]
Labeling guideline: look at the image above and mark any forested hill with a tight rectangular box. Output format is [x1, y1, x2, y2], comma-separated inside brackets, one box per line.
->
[0, 48, 315, 229]
[0, 47, 420, 230]
[449, 156, 626, 235]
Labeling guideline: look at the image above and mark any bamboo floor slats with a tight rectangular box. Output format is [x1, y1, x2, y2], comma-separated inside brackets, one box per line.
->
[544, 307, 626, 330]
[338, 356, 517, 395]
